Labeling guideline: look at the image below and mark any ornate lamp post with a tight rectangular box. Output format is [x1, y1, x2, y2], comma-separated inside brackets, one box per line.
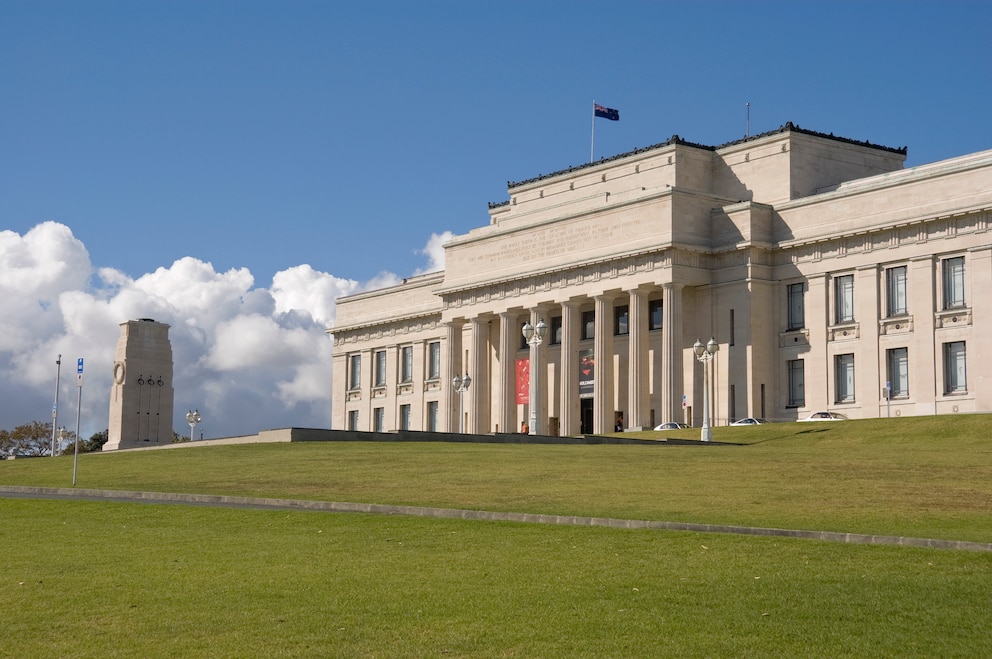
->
[693, 337, 720, 442]
[521, 318, 548, 435]
[452, 374, 471, 433]
[186, 409, 201, 442]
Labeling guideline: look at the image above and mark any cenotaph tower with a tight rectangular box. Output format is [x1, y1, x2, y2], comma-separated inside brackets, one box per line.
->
[103, 319, 175, 450]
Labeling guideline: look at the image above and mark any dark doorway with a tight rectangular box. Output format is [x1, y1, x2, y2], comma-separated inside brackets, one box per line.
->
[580, 398, 594, 434]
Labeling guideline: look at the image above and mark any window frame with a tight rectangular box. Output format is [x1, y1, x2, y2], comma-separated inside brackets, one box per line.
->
[374, 350, 387, 387]
[581, 310, 595, 341]
[614, 305, 629, 336]
[944, 341, 967, 394]
[787, 282, 805, 331]
[348, 354, 361, 390]
[427, 341, 441, 381]
[399, 345, 414, 383]
[887, 347, 909, 398]
[787, 359, 805, 407]
[649, 299, 663, 330]
[834, 353, 855, 403]
[834, 274, 854, 324]
[942, 256, 966, 310]
[885, 265, 908, 317]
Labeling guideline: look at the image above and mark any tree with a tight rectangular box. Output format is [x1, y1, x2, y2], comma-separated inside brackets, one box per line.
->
[0, 421, 74, 457]
[78, 429, 108, 453]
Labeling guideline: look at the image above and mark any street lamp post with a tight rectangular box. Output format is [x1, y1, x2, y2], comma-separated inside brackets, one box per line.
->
[186, 409, 201, 442]
[522, 318, 548, 435]
[452, 374, 472, 433]
[693, 337, 720, 442]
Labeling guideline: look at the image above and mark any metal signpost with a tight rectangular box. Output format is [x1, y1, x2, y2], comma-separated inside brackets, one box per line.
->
[73, 358, 83, 485]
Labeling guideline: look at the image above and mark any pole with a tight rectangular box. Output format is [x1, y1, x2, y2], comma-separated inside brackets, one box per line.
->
[51, 354, 61, 457]
[529, 337, 539, 435]
[590, 100, 596, 163]
[701, 355, 711, 442]
[72, 381, 81, 485]
[746, 101, 750, 138]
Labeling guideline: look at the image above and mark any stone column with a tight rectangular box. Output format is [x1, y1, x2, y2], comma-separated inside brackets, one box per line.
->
[593, 294, 616, 434]
[469, 316, 490, 433]
[444, 319, 465, 432]
[559, 300, 581, 436]
[497, 311, 518, 434]
[627, 287, 649, 430]
[661, 283, 684, 424]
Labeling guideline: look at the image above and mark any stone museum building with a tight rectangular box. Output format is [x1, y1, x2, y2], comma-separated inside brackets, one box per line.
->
[330, 123, 992, 435]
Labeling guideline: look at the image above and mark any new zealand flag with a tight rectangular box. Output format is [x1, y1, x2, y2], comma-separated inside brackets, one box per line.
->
[594, 104, 619, 121]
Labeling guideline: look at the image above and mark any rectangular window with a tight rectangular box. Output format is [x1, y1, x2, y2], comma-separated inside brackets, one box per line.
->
[520, 321, 529, 350]
[614, 305, 629, 336]
[942, 256, 965, 309]
[729, 384, 736, 423]
[835, 353, 855, 403]
[729, 309, 735, 347]
[887, 347, 909, 398]
[788, 359, 805, 407]
[834, 275, 854, 324]
[787, 283, 805, 330]
[427, 401, 439, 431]
[550, 316, 562, 345]
[348, 354, 361, 390]
[374, 350, 386, 387]
[399, 404, 411, 431]
[347, 410, 359, 431]
[886, 266, 908, 317]
[400, 346, 413, 383]
[581, 310, 595, 340]
[944, 341, 967, 394]
[427, 341, 441, 380]
[649, 299, 663, 330]
[373, 407, 385, 432]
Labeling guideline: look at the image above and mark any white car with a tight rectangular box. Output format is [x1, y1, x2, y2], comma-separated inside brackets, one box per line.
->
[654, 422, 689, 430]
[798, 411, 848, 422]
[729, 417, 768, 426]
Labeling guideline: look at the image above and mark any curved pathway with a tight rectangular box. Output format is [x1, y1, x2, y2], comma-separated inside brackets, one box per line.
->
[2, 485, 989, 553]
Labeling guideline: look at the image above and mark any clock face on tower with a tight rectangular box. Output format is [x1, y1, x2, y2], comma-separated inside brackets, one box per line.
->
[113, 361, 126, 385]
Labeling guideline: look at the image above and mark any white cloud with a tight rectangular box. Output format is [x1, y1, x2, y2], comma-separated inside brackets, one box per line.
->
[0, 222, 446, 440]
[414, 231, 453, 275]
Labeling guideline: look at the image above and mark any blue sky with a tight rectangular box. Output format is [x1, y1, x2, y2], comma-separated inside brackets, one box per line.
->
[1, 0, 990, 439]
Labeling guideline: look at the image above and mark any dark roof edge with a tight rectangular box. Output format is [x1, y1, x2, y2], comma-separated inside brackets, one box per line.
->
[500, 122, 908, 194]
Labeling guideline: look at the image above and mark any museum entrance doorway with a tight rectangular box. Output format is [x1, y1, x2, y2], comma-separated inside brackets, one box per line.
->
[580, 398, 594, 434]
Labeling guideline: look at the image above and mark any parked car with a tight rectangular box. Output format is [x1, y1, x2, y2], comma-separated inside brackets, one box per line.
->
[654, 422, 689, 431]
[798, 411, 848, 422]
[729, 417, 768, 426]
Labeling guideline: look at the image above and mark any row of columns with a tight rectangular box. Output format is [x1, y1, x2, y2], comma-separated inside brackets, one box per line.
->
[445, 283, 686, 436]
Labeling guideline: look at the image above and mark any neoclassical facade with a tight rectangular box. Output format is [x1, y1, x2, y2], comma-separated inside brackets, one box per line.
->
[330, 124, 992, 435]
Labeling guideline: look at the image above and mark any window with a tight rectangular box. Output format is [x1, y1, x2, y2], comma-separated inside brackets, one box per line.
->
[373, 407, 385, 432]
[834, 275, 854, 324]
[550, 316, 562, 345]
[427, 341, 441, 380]
[427, 401, 439, 431]
[374, 350, 386, 387]
[887, 347, 909, 398]
[944, 341, 967, 394]
[788, 360, 805, 407]
[581, 310, 595, 340]
[400, 346, 413, 383]
[347, 410, 359, 431]
[520, 322, 529, 350]
[885, 266, 907, 317]
[348, 354, 361, 390]
[649, 299, 663, 330]
[787, 283, 805, 330]
[942, 256, 965, 309]
[614, 305, 629, 336]
[835, 354, 855, 403]
[399, 404, 411, 431]
[729, 309, 735, 347]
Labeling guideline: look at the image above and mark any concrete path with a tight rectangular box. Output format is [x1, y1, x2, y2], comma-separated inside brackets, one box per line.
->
[2, 485, 989, 553]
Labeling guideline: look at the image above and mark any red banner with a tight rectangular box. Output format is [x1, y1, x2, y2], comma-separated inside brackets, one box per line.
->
[515, 358, 530, 404]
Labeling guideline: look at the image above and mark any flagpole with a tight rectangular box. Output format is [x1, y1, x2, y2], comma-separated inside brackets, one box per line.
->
[590, 100, 595, 163]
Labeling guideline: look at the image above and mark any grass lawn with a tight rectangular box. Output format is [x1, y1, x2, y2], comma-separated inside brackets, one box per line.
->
[3, 499, 990, 658]
[2, 414, 992, 656]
